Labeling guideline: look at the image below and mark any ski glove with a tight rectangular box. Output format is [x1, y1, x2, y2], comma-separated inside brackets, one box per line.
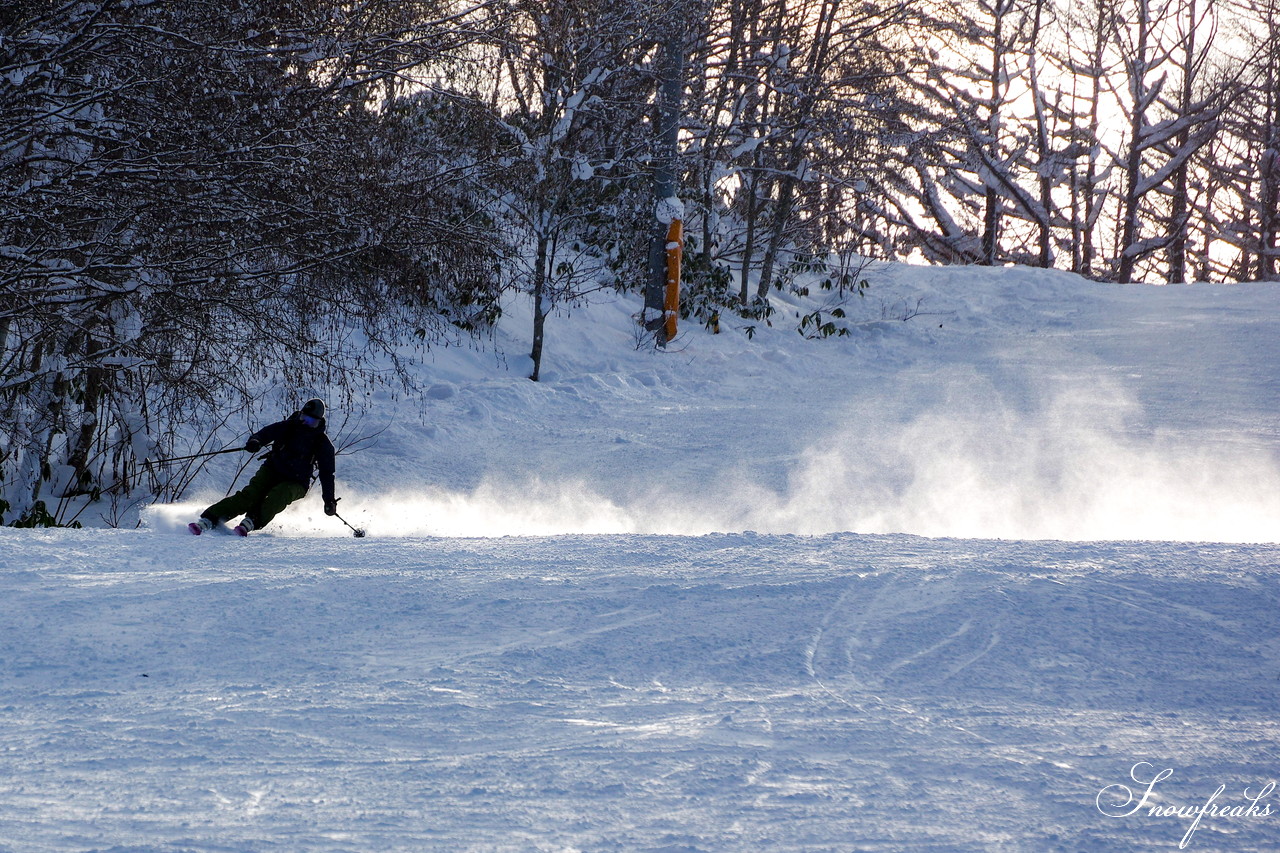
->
[245, 437, 262, 453]
[324, 497, 339, 516]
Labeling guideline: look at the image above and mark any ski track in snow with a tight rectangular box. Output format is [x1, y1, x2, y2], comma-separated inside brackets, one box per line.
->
[2, 529, 1279, 852]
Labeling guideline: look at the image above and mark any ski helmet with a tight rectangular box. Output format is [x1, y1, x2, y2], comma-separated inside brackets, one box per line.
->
[301, 398, 326, 419]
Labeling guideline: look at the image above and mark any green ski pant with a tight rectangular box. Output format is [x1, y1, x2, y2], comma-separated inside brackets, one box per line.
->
[202, 466, 307, 530]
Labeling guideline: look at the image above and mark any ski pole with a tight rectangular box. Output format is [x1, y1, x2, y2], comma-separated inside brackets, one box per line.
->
[335, 510, 366, 538]
[149, 447, 246, 465]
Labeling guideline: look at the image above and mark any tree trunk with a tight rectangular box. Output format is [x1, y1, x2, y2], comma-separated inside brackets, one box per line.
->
[1029, 0, 1052, 268]
[1262, 41, 1280, 282]
[1263, 148, 1279, 281]
[1167, 0, 1198, 283]
[1082, 31, 1104, 277]
[981, 3, 1007, 267]
[1117, 0, 1152, 284]
[65, 336, 106, 495]
[756, 172, 796, 301]
[529, 234, 549, 382]
[739, 177, 759, 305]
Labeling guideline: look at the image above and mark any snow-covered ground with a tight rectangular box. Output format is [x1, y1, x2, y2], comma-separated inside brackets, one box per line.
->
[4, 262, 1280, 851]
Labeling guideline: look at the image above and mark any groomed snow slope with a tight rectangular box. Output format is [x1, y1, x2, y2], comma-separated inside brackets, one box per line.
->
[4, 262, 1280, 851]
[5, 529, 1280, 851]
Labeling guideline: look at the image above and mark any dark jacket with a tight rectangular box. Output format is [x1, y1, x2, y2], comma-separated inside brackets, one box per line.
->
[250, 414, 336, 501]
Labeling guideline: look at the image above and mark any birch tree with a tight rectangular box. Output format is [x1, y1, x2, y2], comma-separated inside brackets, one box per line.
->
[1112, 0, 1224, 282]
[1217, 0, 1280, 280]
[1053, 0, 1121, 276]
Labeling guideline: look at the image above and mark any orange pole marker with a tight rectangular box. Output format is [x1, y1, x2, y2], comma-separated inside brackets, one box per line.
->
[664, 219, 683, 342]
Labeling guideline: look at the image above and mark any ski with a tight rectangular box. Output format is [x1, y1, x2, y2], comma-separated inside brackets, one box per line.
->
[188, 518, 247, 536]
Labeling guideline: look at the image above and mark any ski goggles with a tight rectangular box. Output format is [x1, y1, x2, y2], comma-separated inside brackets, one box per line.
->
[299, 413, 320, 428]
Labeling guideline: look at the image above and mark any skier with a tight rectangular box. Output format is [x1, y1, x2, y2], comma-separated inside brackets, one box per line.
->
[189, 398, 339, 536]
